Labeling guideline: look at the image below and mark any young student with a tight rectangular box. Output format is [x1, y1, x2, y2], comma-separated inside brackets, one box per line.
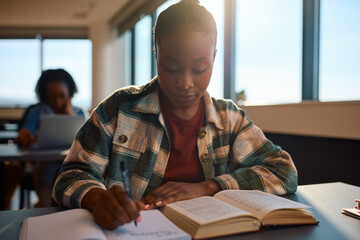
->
[53, 0, 298, 230]
[16, 68, 86, 207]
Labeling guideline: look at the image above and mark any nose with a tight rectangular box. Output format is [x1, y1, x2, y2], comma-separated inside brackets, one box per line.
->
[176, 71, 194, 90]
[52, 97, 64, 110]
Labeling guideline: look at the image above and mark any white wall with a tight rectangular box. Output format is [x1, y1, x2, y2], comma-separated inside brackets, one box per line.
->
[241, 101, 360, 140]
[88, 21, 128, 109]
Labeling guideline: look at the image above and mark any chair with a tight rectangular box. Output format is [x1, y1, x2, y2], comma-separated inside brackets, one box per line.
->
[19, 169, 35, 209]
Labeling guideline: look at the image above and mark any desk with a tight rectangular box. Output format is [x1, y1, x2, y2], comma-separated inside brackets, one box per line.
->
[0, 144, 69, 162]
[0, 130, 18, 144]
[0, 182, 359, 240]
[0, 144, 69, 209]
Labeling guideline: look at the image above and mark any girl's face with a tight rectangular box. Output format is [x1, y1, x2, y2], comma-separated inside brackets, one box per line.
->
[46, 81, 70, 113]
[156, 27, 216, 113]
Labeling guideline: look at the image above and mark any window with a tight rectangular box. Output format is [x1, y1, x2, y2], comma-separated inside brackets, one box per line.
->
[116, 30, 132, 87]
[0, 39, 41, 107]
[319, 0, 360, 101]
[43, 39, 92, 109]
[134, 15, 153, 86]
[201, 0, 225, 99]
[235, 0, 302, 105]
[0, 38, 92, 109]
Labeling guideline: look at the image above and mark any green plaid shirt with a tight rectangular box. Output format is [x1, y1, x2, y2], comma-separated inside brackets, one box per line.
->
[53, 78, 298, 208]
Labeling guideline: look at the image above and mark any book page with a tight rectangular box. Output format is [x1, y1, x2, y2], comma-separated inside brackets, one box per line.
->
[20, 209, 106, 240]
[342, 208, 360, 220]
[214, 190, 311, 220]
[105, 210, 190, 240]
[165, 196, 253, 225]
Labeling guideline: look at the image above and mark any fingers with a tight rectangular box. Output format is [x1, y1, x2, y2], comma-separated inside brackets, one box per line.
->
[142, 181, 221, 209]
[16, 128, 36, 146]
[143, 182, 186, 209]
[135, 200, 145, 211]
[92, 186, 142, 230]
[112, 187, 141, 223]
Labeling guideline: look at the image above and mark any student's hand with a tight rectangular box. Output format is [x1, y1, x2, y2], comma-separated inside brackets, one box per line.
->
[16, 128, 36, 146]
[63, 97, 73, 115]
[81, 186, 144, 230]
[142, 180, 221, 209]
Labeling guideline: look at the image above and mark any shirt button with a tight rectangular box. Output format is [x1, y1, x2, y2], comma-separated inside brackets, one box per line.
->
[199, 129, 206, 139]
[201, 153, 209, 161]
[119, 134, 128, 143]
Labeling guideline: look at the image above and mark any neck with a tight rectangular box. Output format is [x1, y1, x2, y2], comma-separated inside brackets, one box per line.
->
[172, 103, 201, 120]
[159, 91, 202, 120]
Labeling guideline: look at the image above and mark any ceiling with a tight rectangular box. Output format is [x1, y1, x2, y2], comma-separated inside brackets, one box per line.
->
[0, 0, 129, 27]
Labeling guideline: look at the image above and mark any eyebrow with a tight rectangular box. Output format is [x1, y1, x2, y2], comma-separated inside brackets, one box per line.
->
[164, 56, 207, 64]
[193, 57, 207, 64]
[164, 56, 179, 63]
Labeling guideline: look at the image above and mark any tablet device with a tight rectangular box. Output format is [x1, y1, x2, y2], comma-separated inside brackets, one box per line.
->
[36, 115, 85, 149]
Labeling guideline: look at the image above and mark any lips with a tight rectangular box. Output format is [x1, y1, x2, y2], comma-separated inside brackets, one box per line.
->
[175, 94, 197, 103]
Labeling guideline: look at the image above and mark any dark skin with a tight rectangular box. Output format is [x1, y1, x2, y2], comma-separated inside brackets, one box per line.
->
[16, 81, 73, 146]
[46, 81, 73, 115]
[81, 27, 221, 229]
[142, 181, 221, 210]
[82, 186, 144, 230]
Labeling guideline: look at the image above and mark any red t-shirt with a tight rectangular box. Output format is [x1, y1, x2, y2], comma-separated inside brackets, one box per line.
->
[160, 98, 205, 184]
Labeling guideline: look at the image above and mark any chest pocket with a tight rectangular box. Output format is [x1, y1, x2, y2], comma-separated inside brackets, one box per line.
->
[112, 126, 147, 158]
[212, 145, 230, 164]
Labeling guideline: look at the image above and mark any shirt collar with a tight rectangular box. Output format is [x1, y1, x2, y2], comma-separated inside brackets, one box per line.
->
[132, 77, 161, 115]
[202, 91, 224, 130]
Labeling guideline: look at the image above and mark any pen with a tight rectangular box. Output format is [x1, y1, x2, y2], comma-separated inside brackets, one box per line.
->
[120, 161, 137, 227]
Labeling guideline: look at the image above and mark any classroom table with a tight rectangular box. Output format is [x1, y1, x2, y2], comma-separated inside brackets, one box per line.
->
[0, 182, 359, 240]
[0, 143, 69, 162]
[0, 130, 18, 144]
[0, 143, 69, 210]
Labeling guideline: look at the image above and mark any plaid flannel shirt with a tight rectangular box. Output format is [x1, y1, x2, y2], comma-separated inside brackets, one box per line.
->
[52, 78, 298, 208]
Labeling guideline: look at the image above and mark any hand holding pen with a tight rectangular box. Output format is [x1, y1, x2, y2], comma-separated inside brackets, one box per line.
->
[80, 162, 144, 230]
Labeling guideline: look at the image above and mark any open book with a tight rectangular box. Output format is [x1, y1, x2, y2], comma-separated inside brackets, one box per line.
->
[19, 209, 190, 240]
[161, 190, 317, 239]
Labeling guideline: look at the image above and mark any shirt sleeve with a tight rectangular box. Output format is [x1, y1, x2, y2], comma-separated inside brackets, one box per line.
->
[73, 106, 89, 119]
[52, 95, 119, 208]
[212, 110, 298, 195]
[21, 106, 41, 134]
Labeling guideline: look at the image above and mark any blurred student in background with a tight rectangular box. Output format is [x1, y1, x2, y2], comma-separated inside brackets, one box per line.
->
[16, 68, 86, 207]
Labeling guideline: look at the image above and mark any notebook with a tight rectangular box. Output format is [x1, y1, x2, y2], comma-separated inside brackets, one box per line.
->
[36, 115, 85, 149]
[19, 209, 191, 240]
